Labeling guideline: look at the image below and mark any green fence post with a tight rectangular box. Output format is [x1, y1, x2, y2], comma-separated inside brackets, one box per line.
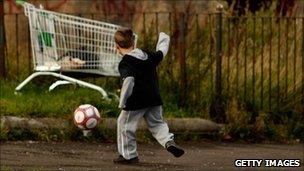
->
[211, 6, 225, 123]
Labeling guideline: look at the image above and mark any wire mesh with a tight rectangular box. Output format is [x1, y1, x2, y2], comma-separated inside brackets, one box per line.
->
[24, 2, 129, 76]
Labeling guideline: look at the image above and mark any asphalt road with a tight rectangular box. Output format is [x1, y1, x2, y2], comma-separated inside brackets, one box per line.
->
[0, 141, 303, 171]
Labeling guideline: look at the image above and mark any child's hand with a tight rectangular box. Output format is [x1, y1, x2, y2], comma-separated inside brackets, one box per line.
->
[159, 32, 170, 38]
[118, 104, 126, 109]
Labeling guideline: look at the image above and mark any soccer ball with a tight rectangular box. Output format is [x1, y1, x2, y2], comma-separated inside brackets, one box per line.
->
[73, 104, 101, 130]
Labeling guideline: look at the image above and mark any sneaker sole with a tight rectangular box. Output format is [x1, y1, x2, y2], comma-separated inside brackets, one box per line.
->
[113, 160, 139, 164]
[113, 158, 139, 164]
[114, 161, 139, 165]
[167, 146, 185, 158]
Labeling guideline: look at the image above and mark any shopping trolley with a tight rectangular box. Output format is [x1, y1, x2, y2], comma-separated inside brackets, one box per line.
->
[15, 2, 136, 98]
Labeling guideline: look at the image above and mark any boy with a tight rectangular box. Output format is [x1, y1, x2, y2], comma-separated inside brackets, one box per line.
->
[113, 27, 185, 164]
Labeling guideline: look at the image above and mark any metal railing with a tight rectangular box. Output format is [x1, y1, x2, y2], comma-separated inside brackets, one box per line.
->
[2, 11, 304, 119]
[221, 16, 303, 114]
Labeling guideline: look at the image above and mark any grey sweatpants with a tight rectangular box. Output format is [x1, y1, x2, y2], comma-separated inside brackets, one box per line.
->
[117, 105, 174, 159]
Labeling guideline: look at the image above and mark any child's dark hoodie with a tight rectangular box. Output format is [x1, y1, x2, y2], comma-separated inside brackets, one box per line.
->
[118, 49, 163, 111]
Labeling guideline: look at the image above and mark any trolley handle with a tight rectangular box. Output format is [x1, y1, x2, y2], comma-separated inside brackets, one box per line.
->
[16, 1, 35, 17]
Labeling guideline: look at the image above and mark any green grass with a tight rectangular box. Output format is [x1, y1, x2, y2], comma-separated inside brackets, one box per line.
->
[0, 166, 13, 171]
[0, 79, 120, 118]
[1, 79, 303, 142]
[0, 78, 192, 119]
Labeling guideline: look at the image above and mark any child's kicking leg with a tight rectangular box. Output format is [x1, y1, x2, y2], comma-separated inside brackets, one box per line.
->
[114, 109, 145, 164]
[144, 105, 185, 157]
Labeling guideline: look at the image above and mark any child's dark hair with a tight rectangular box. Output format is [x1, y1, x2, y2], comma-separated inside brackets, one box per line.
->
[114, 27, 135, 48]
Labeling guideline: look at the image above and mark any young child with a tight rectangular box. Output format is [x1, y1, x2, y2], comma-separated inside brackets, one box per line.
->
[113, 27, 185, 164]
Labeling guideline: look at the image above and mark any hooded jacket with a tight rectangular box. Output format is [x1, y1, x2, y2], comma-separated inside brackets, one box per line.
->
[118, 32, 170, 111]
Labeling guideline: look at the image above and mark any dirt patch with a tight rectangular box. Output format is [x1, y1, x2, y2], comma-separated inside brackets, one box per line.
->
[0, 141, 303, 171]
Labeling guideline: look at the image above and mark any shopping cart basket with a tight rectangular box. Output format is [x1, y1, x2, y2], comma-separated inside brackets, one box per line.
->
[15, 2, 136, 98]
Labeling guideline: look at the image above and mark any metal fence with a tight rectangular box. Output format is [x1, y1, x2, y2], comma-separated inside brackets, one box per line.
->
[2, 10, 304, 119]
[222, 16, 304, 111]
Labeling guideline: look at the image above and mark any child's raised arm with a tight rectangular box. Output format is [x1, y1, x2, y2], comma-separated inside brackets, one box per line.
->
[156, 32, 170, 58]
